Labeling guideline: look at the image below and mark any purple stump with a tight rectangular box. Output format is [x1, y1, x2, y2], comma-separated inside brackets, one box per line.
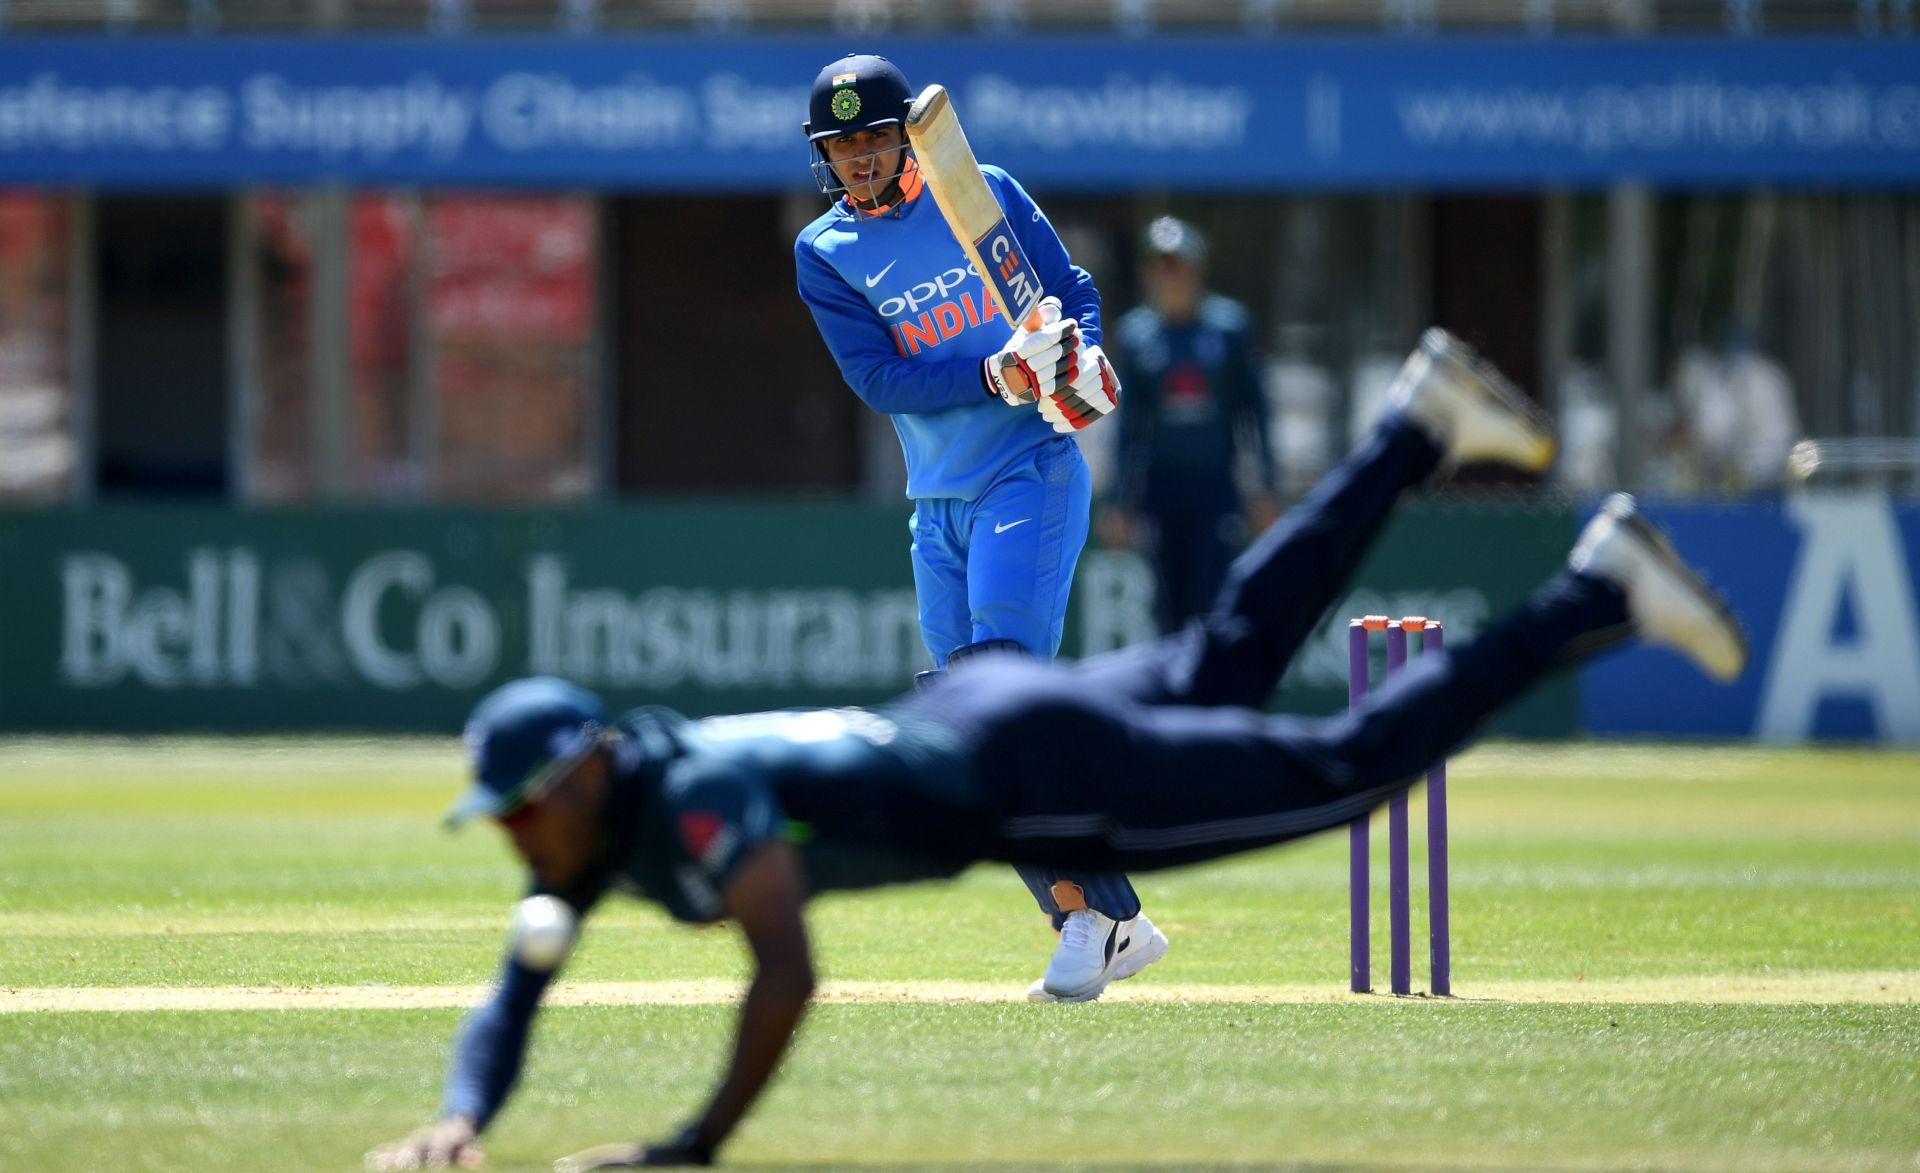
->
[1425, 622, 1452, 996]
[1347, 620, 1370, 994]
[1385, 621, 1411, 996]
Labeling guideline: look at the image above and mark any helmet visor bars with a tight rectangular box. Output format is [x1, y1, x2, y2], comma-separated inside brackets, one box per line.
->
[809, 127, 911, 200]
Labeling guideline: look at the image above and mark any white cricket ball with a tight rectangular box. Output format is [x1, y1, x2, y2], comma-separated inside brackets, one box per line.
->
[508, 895, 577, 972]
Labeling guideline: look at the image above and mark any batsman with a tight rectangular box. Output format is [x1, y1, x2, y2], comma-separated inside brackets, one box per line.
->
[790, 53, 1160, 1003]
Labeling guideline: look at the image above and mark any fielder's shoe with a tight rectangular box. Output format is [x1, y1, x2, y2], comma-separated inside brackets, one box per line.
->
[1026, 910, 1170, 1003]
[1390, 328, 1557, 473]
[1570, 493, 1750, 683]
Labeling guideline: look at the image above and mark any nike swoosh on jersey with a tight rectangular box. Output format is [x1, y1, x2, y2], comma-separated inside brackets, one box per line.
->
[993, 518, 1032, 534]
[865, 260, 899, 287]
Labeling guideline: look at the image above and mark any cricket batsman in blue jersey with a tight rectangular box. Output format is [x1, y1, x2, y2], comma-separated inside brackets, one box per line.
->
[366, 331, 1749, 1170]
[790, 53, 1159, 1003]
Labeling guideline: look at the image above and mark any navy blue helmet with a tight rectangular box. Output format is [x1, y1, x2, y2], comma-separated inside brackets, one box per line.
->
[803, 54, 914, 196]
[804, 53, 913, 143]
[446, 677, 607, 827]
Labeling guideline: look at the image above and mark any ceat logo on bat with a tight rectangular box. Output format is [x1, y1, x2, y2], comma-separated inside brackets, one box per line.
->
[976, 218, 1041, 324]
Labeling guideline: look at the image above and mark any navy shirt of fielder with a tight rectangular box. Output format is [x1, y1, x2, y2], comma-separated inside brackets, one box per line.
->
[393, 330, 1750, 1169]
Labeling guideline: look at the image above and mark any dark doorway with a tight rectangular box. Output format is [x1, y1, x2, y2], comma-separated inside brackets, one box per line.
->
[1428, 193, 1546, 483]
[94, 196, 230, 497]
[608, 196, 861, 493]
[1428, 194, 1545, 399]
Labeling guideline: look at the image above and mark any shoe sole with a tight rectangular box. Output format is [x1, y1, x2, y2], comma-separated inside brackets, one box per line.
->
[1615, 506, 1751, 682]
[1423, 329, 1558, 471]
[1110, 927, 1169, 984]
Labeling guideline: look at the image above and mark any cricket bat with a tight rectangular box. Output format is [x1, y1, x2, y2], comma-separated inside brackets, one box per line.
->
[905, 84, 1046, 331]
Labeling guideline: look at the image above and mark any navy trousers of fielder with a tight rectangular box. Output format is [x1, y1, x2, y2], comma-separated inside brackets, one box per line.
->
[910, 437, 1142, 929]
[1143, 499, 1241, 633]
[908, 412, 1634, 871]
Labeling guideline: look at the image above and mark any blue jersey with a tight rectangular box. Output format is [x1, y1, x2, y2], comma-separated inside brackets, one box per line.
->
[794, 162, 1102, 501]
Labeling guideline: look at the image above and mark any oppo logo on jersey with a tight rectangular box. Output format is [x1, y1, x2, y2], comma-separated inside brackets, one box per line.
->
[876, 260, 999, 357]
[875, 262, 978, 319]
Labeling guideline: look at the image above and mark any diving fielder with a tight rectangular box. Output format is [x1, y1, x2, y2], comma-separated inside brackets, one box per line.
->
[366, 331, 1749, 1170]
[790, 53, 1158, 1002]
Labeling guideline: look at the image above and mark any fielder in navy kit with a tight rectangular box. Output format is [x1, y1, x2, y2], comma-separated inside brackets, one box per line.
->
[791, 53, 1158, 1003]
[1109, 217, 1278, 630]
[367, 331, 1749, 1171]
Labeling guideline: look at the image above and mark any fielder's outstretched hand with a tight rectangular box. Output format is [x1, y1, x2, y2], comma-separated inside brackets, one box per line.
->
[365, 1115, 485, 1170]
[554, 1128, 714, 1170]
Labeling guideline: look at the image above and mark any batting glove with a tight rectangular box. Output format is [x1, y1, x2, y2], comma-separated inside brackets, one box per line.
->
[984, 297, 1080, 406]
[1038, 341, 1121, 433]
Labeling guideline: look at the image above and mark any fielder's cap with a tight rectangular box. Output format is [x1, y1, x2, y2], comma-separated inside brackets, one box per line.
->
[1143, 216, 1208, 264]
[446, 677, 607, 828]
[804, 53, 913, 142]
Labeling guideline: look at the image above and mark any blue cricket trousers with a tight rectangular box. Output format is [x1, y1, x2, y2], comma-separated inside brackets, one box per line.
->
[909, 436, 1143, 924]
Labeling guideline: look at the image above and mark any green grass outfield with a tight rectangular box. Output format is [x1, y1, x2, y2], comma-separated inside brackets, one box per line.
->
[1, 738, 1916, 1172]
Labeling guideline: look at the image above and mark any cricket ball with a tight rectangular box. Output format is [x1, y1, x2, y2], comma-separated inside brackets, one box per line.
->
[508, 895, 577, 971]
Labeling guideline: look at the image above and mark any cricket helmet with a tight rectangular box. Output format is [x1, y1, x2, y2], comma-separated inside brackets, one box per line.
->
[803, 54, 914, 197]
[804, 53, 913, 143]
[446, 677, 607, 827]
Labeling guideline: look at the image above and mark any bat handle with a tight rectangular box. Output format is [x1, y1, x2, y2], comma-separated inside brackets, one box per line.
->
[1022, 296, 1061, 332]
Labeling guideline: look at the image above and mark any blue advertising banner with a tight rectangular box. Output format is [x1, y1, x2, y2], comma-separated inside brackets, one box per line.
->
[0, 36, 1918, 188]
[1582, 495, 1920, 743]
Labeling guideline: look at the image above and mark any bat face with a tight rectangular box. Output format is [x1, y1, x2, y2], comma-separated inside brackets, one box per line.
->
[973, 219, 1043, 327]
[906, 84, 1045, 329]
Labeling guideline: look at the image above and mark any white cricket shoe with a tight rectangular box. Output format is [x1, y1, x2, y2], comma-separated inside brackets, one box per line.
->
[1026, 910, 1170, 1003]
[1570, 493, 1750, 683]
[1389, 328, 1557, 473]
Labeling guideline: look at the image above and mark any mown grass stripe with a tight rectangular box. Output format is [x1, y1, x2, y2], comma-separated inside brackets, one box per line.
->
[5, 971, 1915, 1012]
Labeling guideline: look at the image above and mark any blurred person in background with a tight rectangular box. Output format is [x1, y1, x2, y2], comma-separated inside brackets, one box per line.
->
[1672, 328, 1799, 494]
[1103, 216, 1278, 632]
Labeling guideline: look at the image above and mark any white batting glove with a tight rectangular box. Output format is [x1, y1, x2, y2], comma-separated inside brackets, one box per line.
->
[984, 297, 1080, 406]
[1038, 342, 1121, 433]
